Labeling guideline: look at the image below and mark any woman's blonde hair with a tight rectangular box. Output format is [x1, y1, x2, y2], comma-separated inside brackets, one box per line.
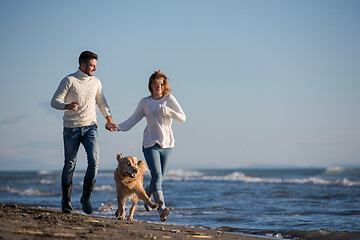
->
[148, 69, 172, 96]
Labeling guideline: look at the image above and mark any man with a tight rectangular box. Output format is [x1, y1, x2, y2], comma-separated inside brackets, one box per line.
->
[51, 51, 116, 214]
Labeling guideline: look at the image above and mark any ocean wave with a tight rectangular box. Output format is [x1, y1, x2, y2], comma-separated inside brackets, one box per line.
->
[285, 177, 331, 185]
[325, 166, 360, 175]
[95, 172, 115, 177]
[165, 169, 360, 186]
[337, 178, 360, 186]
[94, 185, 115, 192]
[283, 228, 360, 240]
[325, 166, 345, 175]
[40, 179, 56, 185]
[166, 169, 204, 180]
[37, 170, 54, 175]
[284, 177, 360, 186]
[3, 186, 58, 197]
[166, 170, 282, 183]
[202, 172, 283, 183]
[241, 228, 360, 240]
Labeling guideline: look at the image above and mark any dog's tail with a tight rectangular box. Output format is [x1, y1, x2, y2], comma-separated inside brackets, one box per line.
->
[138, 161, 149, 172]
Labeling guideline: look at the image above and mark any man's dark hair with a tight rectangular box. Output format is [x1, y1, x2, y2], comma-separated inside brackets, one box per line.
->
[79, 51, 98, 65]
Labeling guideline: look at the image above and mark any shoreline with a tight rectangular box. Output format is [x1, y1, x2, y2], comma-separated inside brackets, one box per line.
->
[0, 202, 273, 240]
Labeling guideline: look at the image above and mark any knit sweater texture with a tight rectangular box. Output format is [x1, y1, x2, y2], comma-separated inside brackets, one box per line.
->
[51, 69, 111, 128]
[117, 95, 186, 148]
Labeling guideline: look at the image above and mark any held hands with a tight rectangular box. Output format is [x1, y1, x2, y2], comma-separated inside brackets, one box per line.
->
[64, 104, 118, 131]
[105, 116, 119, 132]
[105, 122, 118, 132]
[64, 103, 119, 131]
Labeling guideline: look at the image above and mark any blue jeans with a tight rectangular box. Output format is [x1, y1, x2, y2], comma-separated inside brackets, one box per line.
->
[143, 144, 172, 192]
[62, 124, 99, 186]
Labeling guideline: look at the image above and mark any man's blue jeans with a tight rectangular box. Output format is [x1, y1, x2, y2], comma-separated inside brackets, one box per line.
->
[62, 124, 99, 186]
[142, 144, 172, 192]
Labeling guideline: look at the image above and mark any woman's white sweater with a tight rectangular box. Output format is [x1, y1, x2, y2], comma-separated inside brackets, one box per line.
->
[51, 69, 111, 128]
[117, 95, 186, 148]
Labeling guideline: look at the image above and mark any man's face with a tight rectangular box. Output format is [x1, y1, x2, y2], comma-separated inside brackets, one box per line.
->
[80, 58, 97, 76]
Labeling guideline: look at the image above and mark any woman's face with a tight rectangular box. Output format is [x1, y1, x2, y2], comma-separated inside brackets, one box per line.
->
[151, 78, 165, 98]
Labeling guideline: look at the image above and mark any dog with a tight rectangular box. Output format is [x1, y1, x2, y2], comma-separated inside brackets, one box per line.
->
[114, 153, 158, 221]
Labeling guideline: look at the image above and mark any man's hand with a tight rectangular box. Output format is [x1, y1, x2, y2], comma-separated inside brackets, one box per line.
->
[65, 101, 80, 111]
[105, 116, 118, 132]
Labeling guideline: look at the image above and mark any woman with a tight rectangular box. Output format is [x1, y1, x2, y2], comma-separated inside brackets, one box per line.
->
[116, 70, 186, 222]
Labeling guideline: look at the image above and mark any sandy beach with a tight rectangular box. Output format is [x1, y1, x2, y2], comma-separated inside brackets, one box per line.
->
[0, 202, 271, 240]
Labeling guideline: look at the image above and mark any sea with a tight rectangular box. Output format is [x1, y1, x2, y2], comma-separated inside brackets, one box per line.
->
[1, 167, 359, 240]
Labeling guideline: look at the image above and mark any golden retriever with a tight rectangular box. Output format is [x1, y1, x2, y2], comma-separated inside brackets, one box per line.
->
[114, 153, 158, 221]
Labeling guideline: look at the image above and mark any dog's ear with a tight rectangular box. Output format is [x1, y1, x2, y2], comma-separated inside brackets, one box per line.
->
[116, 153, 123, 163]
[138, 160, 149, 172]
[129, 156, 138, 163]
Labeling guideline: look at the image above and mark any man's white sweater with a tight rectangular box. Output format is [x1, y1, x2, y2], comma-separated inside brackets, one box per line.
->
[51, 69, 111, 128]
[117, 95, 186, 149]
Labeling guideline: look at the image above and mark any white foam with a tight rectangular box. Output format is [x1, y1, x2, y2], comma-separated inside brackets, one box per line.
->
[94, 185, 115, 191]
[337, 178, 360, 186]
[40, 179, 56, 185]
[325, 167, 345, 175]
[38, 170, 52, 175]
[201, 172, 282, 183]
[166, 170, 282, 183]
[95, 172, 115, 177]
[7, 187, 56, 196]
[98, 202, 116, 213]
[166, 169, 204, 180]
[285, 177, 331, 185]
[164, 169, 359, 186]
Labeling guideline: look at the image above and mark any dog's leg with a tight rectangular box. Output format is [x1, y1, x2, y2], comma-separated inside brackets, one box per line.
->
[116, 196, 126, 221]
[144, 184, 153, 212]
[137, 189, 159, 209]
[127, 197, 138, 221]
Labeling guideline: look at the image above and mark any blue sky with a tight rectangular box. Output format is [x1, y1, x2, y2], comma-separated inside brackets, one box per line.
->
[0, 0, 359, 171]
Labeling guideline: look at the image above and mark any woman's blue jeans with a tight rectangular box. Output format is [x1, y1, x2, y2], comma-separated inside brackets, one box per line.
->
[62, 124, 99, 186]
[142, 144, 172, 192]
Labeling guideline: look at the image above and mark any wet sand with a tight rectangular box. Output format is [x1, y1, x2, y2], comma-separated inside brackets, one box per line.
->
[0, 202, 272, 240]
